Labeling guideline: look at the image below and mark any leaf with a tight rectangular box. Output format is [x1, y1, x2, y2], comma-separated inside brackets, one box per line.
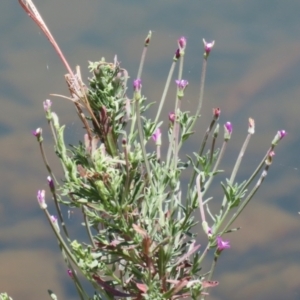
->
[136, 283, 148, 293]
[202, 280, 219, 288]
[132, 224, 147, 237]
[174, 244, 201, 267]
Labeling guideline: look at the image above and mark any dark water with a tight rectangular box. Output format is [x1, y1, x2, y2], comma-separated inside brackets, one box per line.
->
[1, 1, 300, 299]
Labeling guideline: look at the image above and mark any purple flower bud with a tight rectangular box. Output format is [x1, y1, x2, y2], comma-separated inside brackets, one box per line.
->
[272, 130, 287, 146]
[213, 108, 221, 119]
[178, 36, 187, 50]
[133, 79, 142, 92]
[47, 176, 55, 192]
[207, 227, 213, 238]
[67, 269, 74, 278]
[203, 39, 215, 58]
[224, 122, 232, 141]
[216, 236, 230, 253]
[174, 48, 181, 60]
[169, 112, 175, 123]
[278, 130, 287, 140]
[152, 128, 162, 146]
[37, 190, 47, 209]
[133, 79, 142, 101]
[225, 122, 232, 133]
[43, 99, 52, 111]
[32, 128, 42, 138]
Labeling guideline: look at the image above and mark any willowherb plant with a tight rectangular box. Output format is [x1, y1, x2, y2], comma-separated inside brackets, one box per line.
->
[1, 1, 287, 300]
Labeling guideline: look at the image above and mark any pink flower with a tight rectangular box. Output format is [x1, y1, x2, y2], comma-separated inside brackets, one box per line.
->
[216, 236, 230, 252]
[176, 79, 188, 100]
[175, 79, 189, 90]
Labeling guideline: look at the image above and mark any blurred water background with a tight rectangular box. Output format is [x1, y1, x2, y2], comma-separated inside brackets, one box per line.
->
[1, 1, 300, 299]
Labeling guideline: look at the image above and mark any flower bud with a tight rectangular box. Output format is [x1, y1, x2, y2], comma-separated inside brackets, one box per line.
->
[224, 122, 233, 141]
[37, 190, 47, 209]
[174, 48, 181, 60]
[145, 31, 152, 46]
[169, 112, 175, 124]
[213, 108, 221, 120]
[43, 99, 52, 111]
[50, 215, 60, 232]
[248, 118, 255, 134]
[178, 36, 187, 56]
[32, 128, 42, 142]
[272, 130, 287, 145]
[133, 79, 142, 101]
[47, 176, 55, 192]
[152, 128, 162, 146]
[203, 39, 215, 59]
[175, 79, 189, 99]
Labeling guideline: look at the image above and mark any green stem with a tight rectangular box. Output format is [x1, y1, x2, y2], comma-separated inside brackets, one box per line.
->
[201, 254, 218, 300]
[173, 100, 181, 171]
[137, 31, 151, 80]
[237, 147, 271, 198]
[44, 209, 78, 266]
[187, 57, 208, 133]
[171, 56, 184, 170]
[154, 60, 177, 124]
[136, 99, 153, 189]
[38, 138, 58, 184]
[221, 162, 271, 235]
[220, 132, 252, 209]
[197, 174, 206, 223]
[188, 117, 217, 189]
[202, 142, 227, 196]
[83, 206, 96, 248]
[51, 188, 70, 241]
